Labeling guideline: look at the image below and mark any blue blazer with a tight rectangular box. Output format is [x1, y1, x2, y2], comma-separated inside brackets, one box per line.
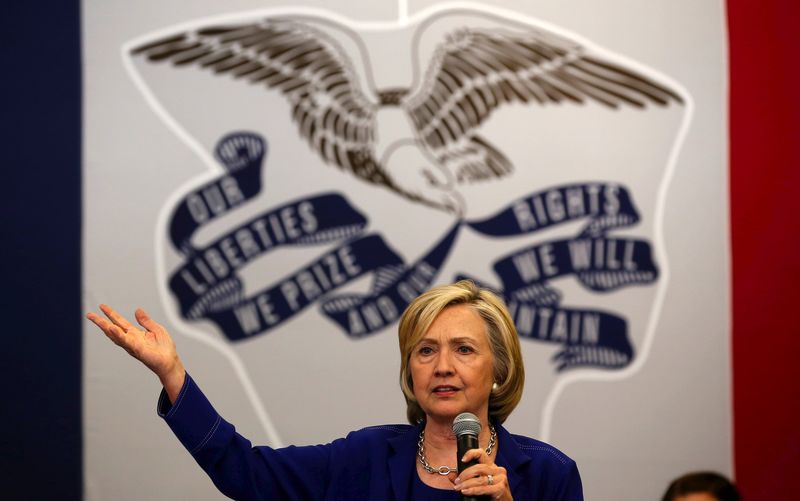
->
[159, 373, 583, 500]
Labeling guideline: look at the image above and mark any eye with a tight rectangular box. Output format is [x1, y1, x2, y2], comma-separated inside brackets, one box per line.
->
[418, 346, 434, 355]
[457, 345, 474, 354]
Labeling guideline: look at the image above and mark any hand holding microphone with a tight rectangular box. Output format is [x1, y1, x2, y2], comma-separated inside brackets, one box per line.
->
[452, 412, 512, 501]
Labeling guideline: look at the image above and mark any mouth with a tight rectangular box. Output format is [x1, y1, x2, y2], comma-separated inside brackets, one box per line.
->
[432, 385, 460, 395]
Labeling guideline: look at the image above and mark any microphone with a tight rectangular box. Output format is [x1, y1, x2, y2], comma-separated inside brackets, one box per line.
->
[453, 412, 490, 501]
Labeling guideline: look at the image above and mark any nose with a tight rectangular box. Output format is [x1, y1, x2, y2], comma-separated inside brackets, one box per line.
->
[433, 350, 455, 377]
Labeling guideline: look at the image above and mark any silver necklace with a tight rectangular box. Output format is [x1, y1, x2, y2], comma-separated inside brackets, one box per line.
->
[417, 425, 497, 475]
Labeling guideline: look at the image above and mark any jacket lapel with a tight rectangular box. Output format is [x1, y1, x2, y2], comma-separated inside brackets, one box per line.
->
[386, 423, 422, 501]
[495, 424, 532, 494]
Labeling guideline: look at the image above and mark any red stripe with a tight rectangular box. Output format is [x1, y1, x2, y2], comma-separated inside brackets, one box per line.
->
[728, 0, 800, 499]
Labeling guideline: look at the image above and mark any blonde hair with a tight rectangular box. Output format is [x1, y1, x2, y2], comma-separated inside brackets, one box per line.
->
[398, 280, 524, 424]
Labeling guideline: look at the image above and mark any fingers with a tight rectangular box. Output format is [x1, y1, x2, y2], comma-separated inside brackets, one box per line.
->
[99, 304, 136, 332]
[87, 304, 147, 352]
[454, 450, 510, 500]
[454, 471, 509, 500]
[461, 447, 492, 464]
[135, 308, 164, 335]
[86, 311, 134, 350]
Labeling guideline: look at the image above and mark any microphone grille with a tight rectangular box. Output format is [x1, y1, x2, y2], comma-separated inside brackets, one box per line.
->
[452, 412, 481, 437]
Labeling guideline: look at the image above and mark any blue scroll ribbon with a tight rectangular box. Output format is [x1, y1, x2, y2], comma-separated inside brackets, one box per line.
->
[168, 132, 464, 342]
[167, 132, 415, 341]
[462, 186, 658, 370]
[320, 223, 461, 338]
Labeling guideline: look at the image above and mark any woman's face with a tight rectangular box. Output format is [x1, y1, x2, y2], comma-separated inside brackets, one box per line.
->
[409, 304, 495, 423]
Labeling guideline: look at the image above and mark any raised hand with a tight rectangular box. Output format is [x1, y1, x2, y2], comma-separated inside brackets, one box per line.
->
[87, 304, 185, 402]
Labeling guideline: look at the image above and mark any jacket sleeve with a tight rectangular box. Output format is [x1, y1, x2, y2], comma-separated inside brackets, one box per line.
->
[158, 373, 343, 501]
[554, 459, 584, 501]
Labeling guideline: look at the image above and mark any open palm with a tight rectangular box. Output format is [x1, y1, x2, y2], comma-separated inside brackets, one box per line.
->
[87, 304, 185, 400]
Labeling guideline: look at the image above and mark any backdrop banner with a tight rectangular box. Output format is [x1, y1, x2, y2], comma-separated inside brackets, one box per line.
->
[83, 1, 729, 499]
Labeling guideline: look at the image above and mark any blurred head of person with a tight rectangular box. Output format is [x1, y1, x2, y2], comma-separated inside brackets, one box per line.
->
[662, 471, 741, 501]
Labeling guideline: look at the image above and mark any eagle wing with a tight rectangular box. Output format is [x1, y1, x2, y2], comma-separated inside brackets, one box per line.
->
[132, 19, 391, 186]
[407, 27, 683, 182]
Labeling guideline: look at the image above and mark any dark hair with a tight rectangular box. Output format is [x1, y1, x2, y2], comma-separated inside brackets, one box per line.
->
[662, 471, 741, 501]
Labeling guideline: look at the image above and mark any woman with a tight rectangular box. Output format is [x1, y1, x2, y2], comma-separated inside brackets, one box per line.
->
[88, 280, 583, 500]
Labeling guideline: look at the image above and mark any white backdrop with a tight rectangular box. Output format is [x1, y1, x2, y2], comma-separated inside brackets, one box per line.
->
[83, 1, 729, 499]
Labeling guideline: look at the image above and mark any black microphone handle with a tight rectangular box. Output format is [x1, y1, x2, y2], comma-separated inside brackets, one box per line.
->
[456, 434, 490, 501]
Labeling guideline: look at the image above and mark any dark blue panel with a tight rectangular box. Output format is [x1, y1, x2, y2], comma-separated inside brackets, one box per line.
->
[0, 2, 82, 499]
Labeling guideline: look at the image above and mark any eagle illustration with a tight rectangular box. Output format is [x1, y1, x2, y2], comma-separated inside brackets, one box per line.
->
[132, 16, 682, 216]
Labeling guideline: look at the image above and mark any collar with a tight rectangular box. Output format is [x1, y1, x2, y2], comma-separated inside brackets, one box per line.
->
[385, 421, 533, 499]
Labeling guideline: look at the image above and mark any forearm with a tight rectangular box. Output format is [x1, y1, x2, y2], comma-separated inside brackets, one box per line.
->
[158, 358, 186, 404]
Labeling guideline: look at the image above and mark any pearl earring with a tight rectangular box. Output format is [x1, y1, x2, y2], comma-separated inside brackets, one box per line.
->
[492, 382, 499, 392]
